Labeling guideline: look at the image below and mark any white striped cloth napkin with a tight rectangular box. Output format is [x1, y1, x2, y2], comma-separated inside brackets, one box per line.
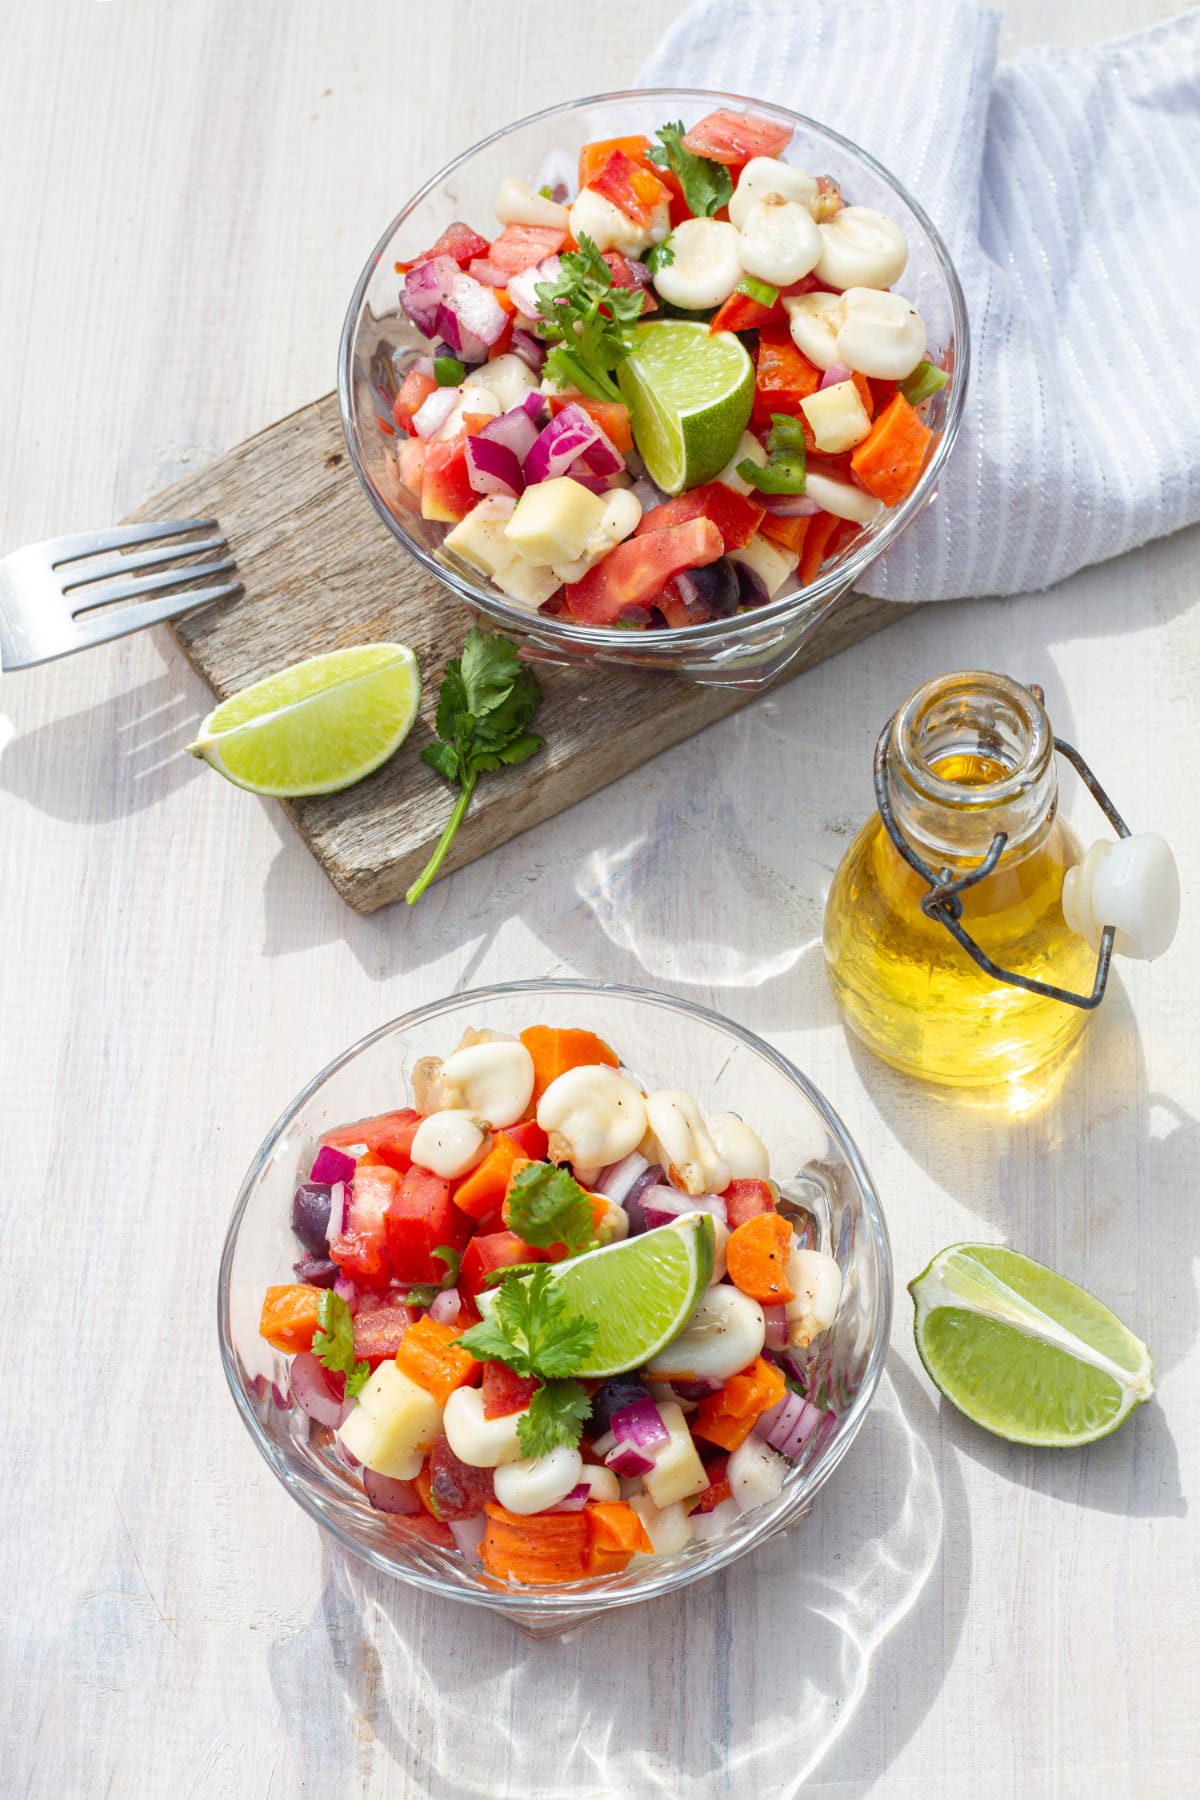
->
[638, 1, 1200, 601]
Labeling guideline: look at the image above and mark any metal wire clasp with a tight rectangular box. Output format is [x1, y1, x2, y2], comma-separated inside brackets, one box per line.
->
[872, 685, 1131, 1011]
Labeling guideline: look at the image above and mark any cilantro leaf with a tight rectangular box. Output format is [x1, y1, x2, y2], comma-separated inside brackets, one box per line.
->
[504, 1160, 598, 1259]
[407, 629, 544, 905]
[647, 121, 732, 219]
[312, 1290, 371, 1398]
[456, 1311, 525, 1369]
[457, 1266, 597, 1384]
[517, 1379, 593, 1458]
[480, 1260, 544, 1289]
[534, 233, 646, 404]
[644, 237, 675, 277]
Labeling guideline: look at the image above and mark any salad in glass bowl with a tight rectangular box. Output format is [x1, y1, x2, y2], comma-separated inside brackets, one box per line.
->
[222, 983, 890, 1627]
[339, 91, 967, 686]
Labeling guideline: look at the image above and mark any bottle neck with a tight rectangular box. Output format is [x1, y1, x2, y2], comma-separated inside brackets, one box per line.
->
[886, 672, 1059, 866]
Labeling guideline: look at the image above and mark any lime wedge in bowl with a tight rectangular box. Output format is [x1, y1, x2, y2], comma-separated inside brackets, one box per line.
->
[618, 321, 754, 494]
[910, 1243, 1154, 1447]
[188, 642, 420, 797]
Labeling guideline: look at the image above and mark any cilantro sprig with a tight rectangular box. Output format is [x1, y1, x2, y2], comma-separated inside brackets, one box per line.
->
[504, 1160, 598, 1259]
[647, 121, 732, 219]
[312, 1290, 370, 1398]
[406, 629, 544, 905]
[738, 412, 807, 495]
[457, 1265, 597, 1456]
[534, 234, 646, 403]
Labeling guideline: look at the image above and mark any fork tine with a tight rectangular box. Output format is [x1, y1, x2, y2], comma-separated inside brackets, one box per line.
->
[69, 581, 240, 651]
[58, 535, 227, 592]
[69, 558, 236, 613]
[41, 518, 220, 566]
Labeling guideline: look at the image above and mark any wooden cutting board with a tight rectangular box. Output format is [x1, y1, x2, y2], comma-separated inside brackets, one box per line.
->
[126, 393, 910, 913]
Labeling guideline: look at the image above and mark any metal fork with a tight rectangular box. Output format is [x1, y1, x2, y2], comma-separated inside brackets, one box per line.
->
[0, 518, 239, 670]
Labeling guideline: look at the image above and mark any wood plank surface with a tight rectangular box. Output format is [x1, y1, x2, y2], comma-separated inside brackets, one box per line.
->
[130, 393, 905, 911]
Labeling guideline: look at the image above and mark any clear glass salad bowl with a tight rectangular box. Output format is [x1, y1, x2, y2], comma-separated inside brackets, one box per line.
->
[338, 89, 968, 692]
[220, 981, 891, 1634]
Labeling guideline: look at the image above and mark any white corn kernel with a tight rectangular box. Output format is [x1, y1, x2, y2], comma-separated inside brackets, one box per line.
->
[494, 174, 571, 231]
[727, 1436, 787, 1513]
[537, 1064, 647, 1169]
[652, 218, 744, 310]
[569, 186, 669, 258]
[647, 1284, 766, 1382]
[442, 1385, 528, 1468]
[716, 430, 768, 496]
[630, 1492, 694, 1555]
[803, 469, 884, 526]
[737, 197, 821, 287]
[493, 1445, 583, 1515]
[834, 286, 925, 380]
[783, 290, 844, 369]
[814, 205, 908, 290]
[706, 1113, 770, 1181]
[642, 1091, 730, 1198]
[550, 486, 643, 583]
[410, 1110, 491, 1180]
[464, 352, 539, 413]
[506, 476, 608, 567]
[800, 379, 873, 453]
[580, 1464, 621, 1503]
[784, 1246, 843, 1348]
[436, 1038, 536, 1128]
[729, 157, 819, 230]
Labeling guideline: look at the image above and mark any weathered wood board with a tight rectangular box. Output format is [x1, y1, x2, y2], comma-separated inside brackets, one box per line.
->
[127, 392, 911, 911]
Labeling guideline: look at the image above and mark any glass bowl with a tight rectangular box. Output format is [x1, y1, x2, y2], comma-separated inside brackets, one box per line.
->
[218, 980, 892, 1634]
[338, 88, 969, 691]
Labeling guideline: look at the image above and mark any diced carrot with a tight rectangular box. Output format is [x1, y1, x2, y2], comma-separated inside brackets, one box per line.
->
[545, 391, 634, 454]
[725, 1212, 795, 1304]
[454, 1131, 530, 1222]
[850, 392, 933, 506]
[584, 1500, 653, 1573]
[723, 1178, 777, 1229]
[759, 512, 811, 556]
[395, 1315, 480, 1406]
[259, 1284, 323, 1355]
[692, 1356, 787, 1452]
[519, 1025, 621, 1107]
[798, 510, 841, 584]
[482, 1502, 590, 1584]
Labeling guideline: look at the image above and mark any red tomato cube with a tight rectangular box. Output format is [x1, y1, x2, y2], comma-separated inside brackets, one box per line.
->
[384, 1166, 471, 1285]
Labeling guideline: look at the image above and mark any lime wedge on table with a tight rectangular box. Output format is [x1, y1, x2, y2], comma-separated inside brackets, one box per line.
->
[910, 1243, 1154, 1447]
[187, 643, 420, 797]
[618, 321, 754, 495]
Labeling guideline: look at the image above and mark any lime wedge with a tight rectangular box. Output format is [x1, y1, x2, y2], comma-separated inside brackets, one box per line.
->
[188, 643, 420, 797]
[618, 321, 754, 494]
[494, 1215, 715, 1378]
[910, 1243, 1154, 1447]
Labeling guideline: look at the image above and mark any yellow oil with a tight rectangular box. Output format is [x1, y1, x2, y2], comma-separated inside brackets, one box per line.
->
[823, 752, 1096, 1089]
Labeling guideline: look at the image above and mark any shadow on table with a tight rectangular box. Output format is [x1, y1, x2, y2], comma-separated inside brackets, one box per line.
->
[268, 1361, 964, 1800]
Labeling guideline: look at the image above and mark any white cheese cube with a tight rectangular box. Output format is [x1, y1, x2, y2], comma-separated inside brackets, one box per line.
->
[337, 1363, 442, 1479]
[505, 476, 607, 566]
[549, 486, 643, 582]
[728, 533, 799, 598]
[800, 379, 872, 453]
[442, 496, 519, 580]
[491, 558, 563, 611]
[642, 1400, 708, 1509]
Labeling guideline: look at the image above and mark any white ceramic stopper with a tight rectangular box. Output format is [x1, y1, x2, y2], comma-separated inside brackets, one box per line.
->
[1061, 833, 1180, 960]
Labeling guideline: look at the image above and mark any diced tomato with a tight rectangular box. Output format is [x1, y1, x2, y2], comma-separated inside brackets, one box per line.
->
[564, 518, 724, 624]
[428, 1434, 495, 1519]
[682, 109, 792, 167]
[384, 1165, 471, 1285]
[458, 1230, 544, 1311]
[353, 1303, 418, 1369]
[466, 256, 513, 288]
[420, 435, 475, 523]
[505, 1119, 549, 1160]
[482, 1361, 540, 1418]
[578, 134, 655, 190]
[396, 436, 425, 507]
[869, 377, 899, 414]
[695, 1454, 731, 1512]
[587, 149, 669, 228]
[329, 1163, 400, 1288]
[601, 252, 658, 315]
[753, 325, 822, 425]
[386, 1511, 456, 1549]
[486, 224, 568, 276]
[397, 221, 490, 273]
[322, 1109, 422, 1174]
[710, 289, 780, 335]
[723, 1177, 778, 1229]
[392, 369, 436, 435]
[636, 481, 765, 551]
[545, 389, 634, 453]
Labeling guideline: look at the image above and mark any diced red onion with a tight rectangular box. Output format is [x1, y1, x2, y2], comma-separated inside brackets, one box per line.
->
[623, 1166, 666, 1236]
[524, 403, 603, 485]
[604, 1442, 656, 1479]
[819, 363, 853, 390]
[570, 470, 620, 495]
[596, 1151, 650, 1205]
[754, 1389, 825, 1459]
[505, 255, 562, 321]
[334, 1439, 360, 1470]
[545, 1482, 591, 1514]
[762, 492, 822, 517]
[574, 425, 624, 478]
[611, 1396, 669, 1451]
[290, 1352, 353, 1429]
[400, 255, 461, 336]
[412, 385, 460, 440]
[509, 328, 546, 374]
[640, 1185, 729, 1229]
[310, 1144, 356, 1186]
[763, 1306, 788, 1351]
[410, 354, 436, 379]
[590, 1429, 617, 1460]
[434, 273, 508, 363]
[362, 1467, 422, 1515]
[464, 433, 524, 498]
[429, 1287, 462, 1326]
[293, 1253, 338, 1288]
[449, 1514, 487, 1560]
[780, 1401, 825, 1460]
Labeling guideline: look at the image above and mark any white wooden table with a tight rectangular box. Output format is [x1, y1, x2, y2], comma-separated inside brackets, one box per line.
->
[3, 4, 1197, 1795]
